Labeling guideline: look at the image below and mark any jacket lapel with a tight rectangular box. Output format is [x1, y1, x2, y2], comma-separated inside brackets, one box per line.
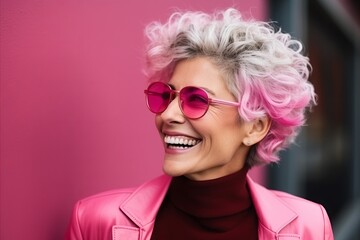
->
[247, 175, 299, 239]
[119, 175, 172, 228]
[116, 174, 300, 239]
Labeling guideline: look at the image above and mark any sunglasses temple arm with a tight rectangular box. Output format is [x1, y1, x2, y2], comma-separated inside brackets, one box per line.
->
[211, 98, 240, 107]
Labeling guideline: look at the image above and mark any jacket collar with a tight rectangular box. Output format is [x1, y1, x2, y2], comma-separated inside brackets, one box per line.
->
[120, 175, 172, 228]
[246, 175, 298, 233]
[120, 174, 298, 233]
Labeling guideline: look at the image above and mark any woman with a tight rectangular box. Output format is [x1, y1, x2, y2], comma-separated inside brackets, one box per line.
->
[66, 8, 334, 240]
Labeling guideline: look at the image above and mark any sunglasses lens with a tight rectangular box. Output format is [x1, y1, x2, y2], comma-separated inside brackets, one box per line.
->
[146, 82, 171, 113]
[180, 87, 209, 119]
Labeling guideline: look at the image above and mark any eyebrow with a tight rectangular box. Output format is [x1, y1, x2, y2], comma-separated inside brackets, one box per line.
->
[168, 83, 216, 96]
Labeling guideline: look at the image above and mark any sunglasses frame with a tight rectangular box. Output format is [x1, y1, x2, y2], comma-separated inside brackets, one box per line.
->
[144, 81, 240, 119]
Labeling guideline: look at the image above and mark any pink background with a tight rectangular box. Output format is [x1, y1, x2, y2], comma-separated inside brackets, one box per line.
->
[0, 1, 266, 239]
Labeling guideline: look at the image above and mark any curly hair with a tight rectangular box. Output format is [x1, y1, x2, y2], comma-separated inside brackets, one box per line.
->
[143, 8, 316, 166]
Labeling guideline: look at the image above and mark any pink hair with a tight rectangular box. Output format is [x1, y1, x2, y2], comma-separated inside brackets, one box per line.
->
[144, 8, 316, 166]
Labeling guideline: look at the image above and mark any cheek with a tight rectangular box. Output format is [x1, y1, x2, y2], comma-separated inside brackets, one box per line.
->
[204, 118, 244, 146]
[155, 116, 162, 131]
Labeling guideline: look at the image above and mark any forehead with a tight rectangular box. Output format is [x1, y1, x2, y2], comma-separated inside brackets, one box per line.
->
[168, 57, 227, 92]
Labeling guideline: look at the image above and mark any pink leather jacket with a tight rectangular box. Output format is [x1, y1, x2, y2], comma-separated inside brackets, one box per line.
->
[66, 175, 334, 240]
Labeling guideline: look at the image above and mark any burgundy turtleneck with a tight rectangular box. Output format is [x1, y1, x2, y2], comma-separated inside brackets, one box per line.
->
[150, 167, 258, 239]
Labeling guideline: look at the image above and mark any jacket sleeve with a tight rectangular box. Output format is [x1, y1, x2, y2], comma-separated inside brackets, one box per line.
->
[65, 201, 83, 240]
[320, 204, 334, 240]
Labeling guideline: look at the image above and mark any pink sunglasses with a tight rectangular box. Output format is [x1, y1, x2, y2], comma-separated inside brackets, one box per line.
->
[144, 81, 240, 119]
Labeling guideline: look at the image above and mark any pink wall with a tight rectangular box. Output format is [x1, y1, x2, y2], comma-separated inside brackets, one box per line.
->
[0, 1, 266, 239]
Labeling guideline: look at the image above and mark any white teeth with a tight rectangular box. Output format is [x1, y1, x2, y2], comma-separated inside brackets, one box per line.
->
[164, 135, 199, 146]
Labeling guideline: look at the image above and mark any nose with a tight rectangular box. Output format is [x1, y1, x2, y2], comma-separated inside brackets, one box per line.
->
[159, 95, 186, 123]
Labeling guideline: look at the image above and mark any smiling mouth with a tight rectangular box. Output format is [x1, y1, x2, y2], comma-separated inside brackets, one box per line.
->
[164, 135, 201, 149]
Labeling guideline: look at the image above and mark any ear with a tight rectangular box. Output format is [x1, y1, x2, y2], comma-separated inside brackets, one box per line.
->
[242, 116, 271, 146]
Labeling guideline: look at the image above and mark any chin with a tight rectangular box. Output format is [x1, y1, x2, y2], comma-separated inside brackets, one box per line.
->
[162, 162, 187, 177]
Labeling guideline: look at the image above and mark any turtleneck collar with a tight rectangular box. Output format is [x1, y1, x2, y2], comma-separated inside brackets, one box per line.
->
[168, 167, 252, 231]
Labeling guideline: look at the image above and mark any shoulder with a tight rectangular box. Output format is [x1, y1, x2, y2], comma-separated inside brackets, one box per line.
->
[247, 176, 333, 239]
[66, 187, 138, 240]
[271, 190, 333, 239]
[75, 174, 171, 214]
[74, 187, 135, 219]
[71, 187, 139, 235]
[66, 175, 172, 240]
[272, 190, 325, 212]
[271, 190, 329, 223]
[248, 175, 329, 220]
[77, 187, 135, 209]
[66, 175, 170, 240]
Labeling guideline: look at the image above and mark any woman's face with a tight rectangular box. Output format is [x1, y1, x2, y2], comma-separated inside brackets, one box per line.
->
[155, 57, 251, 181]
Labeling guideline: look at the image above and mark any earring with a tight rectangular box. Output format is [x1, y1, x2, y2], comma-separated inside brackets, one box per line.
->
[244, 141, 251, 146]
